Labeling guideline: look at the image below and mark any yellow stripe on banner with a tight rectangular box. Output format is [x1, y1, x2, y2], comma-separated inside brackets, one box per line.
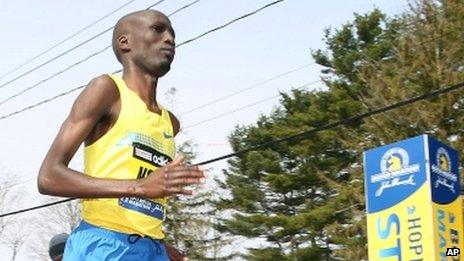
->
[367, 182, 435, 260]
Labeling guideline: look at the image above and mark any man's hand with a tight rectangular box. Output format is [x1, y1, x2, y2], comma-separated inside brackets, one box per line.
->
[136, 155, 206, 198]
[165, 243, 188, 261]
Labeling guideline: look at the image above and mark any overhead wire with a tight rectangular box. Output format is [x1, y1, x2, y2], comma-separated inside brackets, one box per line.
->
[3, 150, 85, 191]
[182, 80, 322, 129]
[0, 0, 136, 82]
[178, 63, 313, 117]
[0, 45, 112, 107]
[0, 0, 200, 107]
[0, 0, 166, 91]
[2, 79, 464, 217]
[167, 0, 200, 17]
[0, 0, 285, 189]
[175, 0, 284, 48]
[0, 1, 452, 190]
[1, 64, 312, 189]
[2, 0, 452, 217]
[0, 0, 286, 118]
[0, 0, 442, 112]
[2, 0, 461, 231]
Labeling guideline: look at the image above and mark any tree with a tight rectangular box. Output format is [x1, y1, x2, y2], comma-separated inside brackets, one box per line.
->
[0, 174, 31, 261]
[27, 199, 81, 260]
[0, 176, 15, 237]
[164, 140, 234, 260]
[216, 0, 464, 259]
[312, 2, 464, 257]
[216, 89, 365, 260]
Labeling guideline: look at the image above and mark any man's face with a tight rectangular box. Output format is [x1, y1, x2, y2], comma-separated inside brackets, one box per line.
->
[130, 11, 176, 77]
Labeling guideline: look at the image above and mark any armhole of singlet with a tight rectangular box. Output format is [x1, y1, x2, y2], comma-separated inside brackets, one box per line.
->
[160, 105, 177, 160]
[168, 110, 179, 136]
[159, 104, 176, 136]
[84, 74, 125, 149]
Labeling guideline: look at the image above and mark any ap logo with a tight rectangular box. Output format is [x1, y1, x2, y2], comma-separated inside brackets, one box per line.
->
[446, 247, 460, 256]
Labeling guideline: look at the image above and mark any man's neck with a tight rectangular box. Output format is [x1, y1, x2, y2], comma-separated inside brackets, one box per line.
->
[122, 67, 160, 113]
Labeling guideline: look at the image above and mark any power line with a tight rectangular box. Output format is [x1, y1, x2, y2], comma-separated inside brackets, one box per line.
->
[3, 151, 84, 190]
[0, 84, 85, 120]
[0, 0, 287, 190]
[0, 45, 112, 107]
[2, 79, 464, 218]
[0, 0, 201, 107]
[176, 0, 284, 48]
[0, 0, 281, 104]
[0, 77, 313, 188]
[0, 0, 437, 215]
[225, 7, 449, 108]
[0, 0, 286, 119]
[178, 63, 313, 117]
[167, 0, 200, 17]
[0, 0, 458, 218]
[0, 0, 136, 82]
[0, 74, 313, 189]
[3, 151, 85, 191]
[182, 80, 322, 129]
[0, 0, 166, 91]
[194, 80, 464, 166]
[0, 198, 75, 218]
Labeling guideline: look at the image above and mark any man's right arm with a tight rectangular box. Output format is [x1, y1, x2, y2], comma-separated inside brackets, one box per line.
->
[38, 75, 205, 199]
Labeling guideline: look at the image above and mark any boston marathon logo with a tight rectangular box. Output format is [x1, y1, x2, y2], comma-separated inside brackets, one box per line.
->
[432, 147, 457, 193]
[371, 147, 420, 197]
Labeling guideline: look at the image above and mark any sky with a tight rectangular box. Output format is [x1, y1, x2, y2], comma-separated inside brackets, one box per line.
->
[0, 0, 407, 259]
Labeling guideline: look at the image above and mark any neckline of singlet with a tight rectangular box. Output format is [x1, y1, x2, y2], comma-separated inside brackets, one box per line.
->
[117, 75, 164, 118]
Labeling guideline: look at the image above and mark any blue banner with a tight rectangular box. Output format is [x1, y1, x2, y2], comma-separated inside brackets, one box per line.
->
[364, 135, 427, 213]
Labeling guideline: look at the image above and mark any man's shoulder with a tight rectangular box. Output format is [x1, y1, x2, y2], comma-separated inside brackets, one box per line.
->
[71, 74, 120, 117]
[88, 74, 118, 91]
[82, 74, 119, 102]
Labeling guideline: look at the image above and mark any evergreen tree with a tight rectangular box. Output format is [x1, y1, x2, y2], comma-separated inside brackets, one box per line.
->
[165, 140, 232, 260]
[216, 1, 464, 259]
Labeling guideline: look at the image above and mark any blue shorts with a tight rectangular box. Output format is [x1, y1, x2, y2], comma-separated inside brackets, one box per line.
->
[63, 221, 169, 261]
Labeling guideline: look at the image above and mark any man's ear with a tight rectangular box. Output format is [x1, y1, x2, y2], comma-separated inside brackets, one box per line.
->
[118, 35, 130, 53]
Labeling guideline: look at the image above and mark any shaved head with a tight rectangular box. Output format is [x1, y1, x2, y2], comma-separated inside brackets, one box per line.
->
[112, 10, 170, 63]
[111, 10, 175, 76]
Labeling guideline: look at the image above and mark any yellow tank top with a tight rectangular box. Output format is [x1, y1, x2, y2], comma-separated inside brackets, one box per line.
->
[82, 74, 176, 239]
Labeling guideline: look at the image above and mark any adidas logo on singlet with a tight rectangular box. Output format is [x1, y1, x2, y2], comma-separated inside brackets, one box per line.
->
[132, 142, 172, 167]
